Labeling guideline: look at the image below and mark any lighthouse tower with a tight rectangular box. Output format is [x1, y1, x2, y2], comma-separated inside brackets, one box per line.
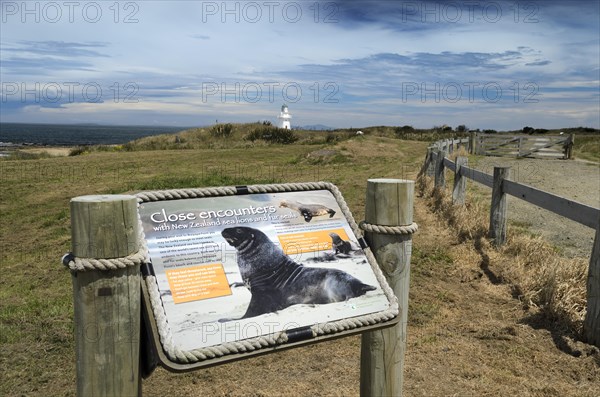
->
[278, 104, 292, 129]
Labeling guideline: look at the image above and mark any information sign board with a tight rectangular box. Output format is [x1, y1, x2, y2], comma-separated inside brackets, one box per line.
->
[139, 184, 398, 369]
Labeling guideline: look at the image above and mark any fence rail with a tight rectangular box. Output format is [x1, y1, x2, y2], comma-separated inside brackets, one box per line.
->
[503, 179, 598, 229]
[420, 145, 600, 347]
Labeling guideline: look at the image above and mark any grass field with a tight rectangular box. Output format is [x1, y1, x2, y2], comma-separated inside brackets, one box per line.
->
[1, 129, 598, 396]
[0, 133, 427, 395]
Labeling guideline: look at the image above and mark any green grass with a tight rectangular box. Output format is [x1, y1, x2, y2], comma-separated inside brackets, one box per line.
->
[411, 245, 454, 279]
[1, 124, 596, 395]
[0, 135, 428, 396]
[3, 150, 55, 160]
[573, 135, 600, 162]
[409, 302, 441, 326]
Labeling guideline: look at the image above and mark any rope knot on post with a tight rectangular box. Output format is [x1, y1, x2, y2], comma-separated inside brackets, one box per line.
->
[61, 245, 149, 272]
[359, 221, 418, 235]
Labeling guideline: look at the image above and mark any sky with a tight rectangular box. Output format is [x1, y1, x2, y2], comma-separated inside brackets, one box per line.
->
[1, 0, 599, 130]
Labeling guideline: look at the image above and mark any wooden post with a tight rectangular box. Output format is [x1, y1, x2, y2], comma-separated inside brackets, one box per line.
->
[434, 149, 446, 189]
[70, 195, 141, 397]
[452, 156, 468, 205]
[584, 221, 600, 347]
[566, 134, 574, 159]
[489, 167, 511, 246]
[426, 149, 436, 177]
[360, 179, 414, 397]
[469, 132, 477, 154]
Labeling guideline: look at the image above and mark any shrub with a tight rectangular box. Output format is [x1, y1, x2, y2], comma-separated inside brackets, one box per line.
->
[210, 123, 234, 138]
[394, 125, 415, 138]
[69, 146, 89, 156]
[245, 126, 298, 144]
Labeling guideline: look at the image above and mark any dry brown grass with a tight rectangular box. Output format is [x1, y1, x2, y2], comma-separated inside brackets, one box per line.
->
[502, 235, 588, 333]
[418, 175, 487, 242]
[448, 146, 470, 161]
[417, 173, 589, 336]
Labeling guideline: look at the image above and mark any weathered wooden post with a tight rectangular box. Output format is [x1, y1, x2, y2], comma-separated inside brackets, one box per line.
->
[584, 221, 600, 347]
[360, 179, 415, 397]
[452, 156, 468, 205]
[434, 149, 446, 189]
[469, 131, 477, 154]
[518, 137, 523, 158]
[68, 195, 141, 396]
[566, 134, 575, 159]
[426, 149, 436, 177]
[489, 167, 511, 246]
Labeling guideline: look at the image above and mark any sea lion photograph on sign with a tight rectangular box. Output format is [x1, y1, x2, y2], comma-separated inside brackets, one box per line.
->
[139, 188, 393, 353]
[329, 232, 362, 256]
[279, 199, 336, 222]
[221, 226, 376, 321]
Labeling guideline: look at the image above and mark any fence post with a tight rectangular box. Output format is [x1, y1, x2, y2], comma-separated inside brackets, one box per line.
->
[584, 221, 600, 347]
[489, 167, 511, 246]
[69, 195, 141, 397]
[434, 149, 446, 189]
[426, 149, 436, 177]
[360, 179, 414, 397]
[469, 132, 477, 154]
[566, 134, 575, 159]
[452, 156, 468, 205]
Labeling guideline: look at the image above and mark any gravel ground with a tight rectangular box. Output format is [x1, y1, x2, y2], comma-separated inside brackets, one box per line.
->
[471, 156, 600, 258]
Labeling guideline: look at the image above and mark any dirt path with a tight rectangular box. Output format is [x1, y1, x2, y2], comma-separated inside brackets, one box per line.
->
[469, 157, 599, 258]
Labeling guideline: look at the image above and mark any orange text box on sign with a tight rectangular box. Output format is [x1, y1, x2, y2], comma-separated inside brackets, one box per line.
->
[278, 228, 350, 255]
[166, 263, 231, 304]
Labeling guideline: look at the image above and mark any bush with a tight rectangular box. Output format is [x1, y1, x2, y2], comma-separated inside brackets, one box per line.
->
[210, 123, 233, 138]
[394, 125, 415, 138]
[245, 126, 298, 144]
[69, 146, 89, 156]
[326, 133, 339, 143]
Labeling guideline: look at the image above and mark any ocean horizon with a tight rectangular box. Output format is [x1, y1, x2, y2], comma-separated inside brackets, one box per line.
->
[0, 122, 192, 147]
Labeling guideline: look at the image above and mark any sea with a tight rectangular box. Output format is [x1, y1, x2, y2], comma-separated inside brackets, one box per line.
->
[0, 123, 190, 150]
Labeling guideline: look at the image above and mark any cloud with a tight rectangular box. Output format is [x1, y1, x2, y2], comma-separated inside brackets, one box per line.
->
[526, 60, 552, 66]
[0, 1, 597, 129]
[0, 41, 110, 74]
[1, 57, 96, 73]
[3, 40, 110, 57]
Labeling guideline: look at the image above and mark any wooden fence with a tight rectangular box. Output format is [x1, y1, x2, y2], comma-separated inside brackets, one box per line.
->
[420, 146, 600, 347]
[472, 133, 574, 159]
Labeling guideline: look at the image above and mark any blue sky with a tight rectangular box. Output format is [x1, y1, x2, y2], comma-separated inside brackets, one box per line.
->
[1, 0, 599, 130]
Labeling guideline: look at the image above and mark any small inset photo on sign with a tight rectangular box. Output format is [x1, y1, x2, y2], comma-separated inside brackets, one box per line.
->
[139, 189, 391, 352]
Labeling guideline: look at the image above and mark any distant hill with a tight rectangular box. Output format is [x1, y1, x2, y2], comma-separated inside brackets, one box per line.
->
[298, 124, 333, 131]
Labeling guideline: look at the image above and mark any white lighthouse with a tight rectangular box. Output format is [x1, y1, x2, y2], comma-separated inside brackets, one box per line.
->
[278, 104, 292, 129]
